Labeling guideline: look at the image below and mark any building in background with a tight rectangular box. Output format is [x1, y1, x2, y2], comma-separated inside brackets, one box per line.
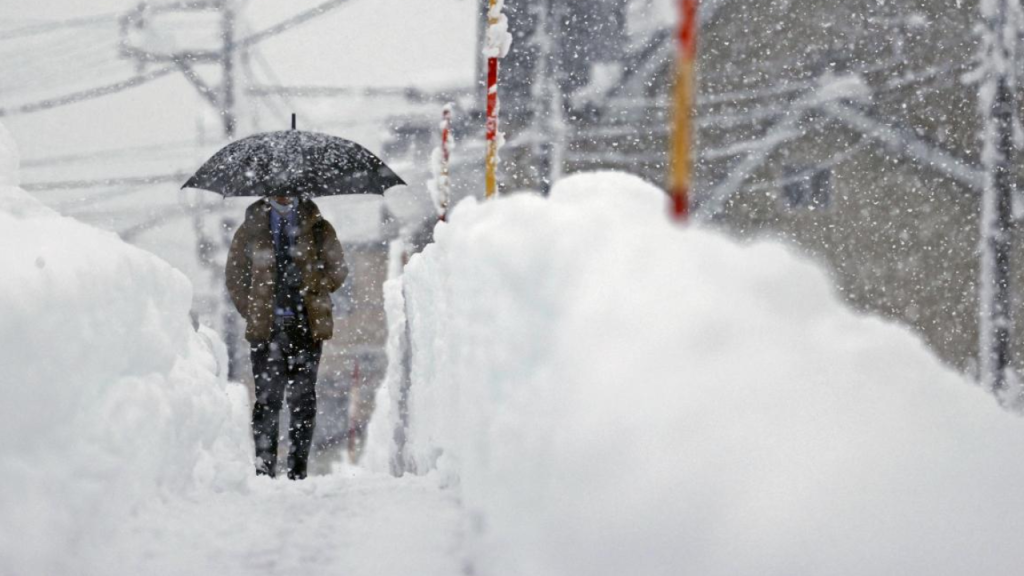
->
[595, 0, 993, 377]
[383, 0, 1016, 379]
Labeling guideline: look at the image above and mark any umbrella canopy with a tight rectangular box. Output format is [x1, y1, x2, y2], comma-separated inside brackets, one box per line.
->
[182, 130, 406, 197]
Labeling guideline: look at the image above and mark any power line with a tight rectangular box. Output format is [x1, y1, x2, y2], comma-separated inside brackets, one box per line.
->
[0, 0, 357, 117]
[50, 185, 146, 211]
[0, 30, 134, 100]
[120, 205, 193, 241]
[0, 13, 119, 40]
[2, 57, 133, 98]
[248, 84, 469, 103]
[0, 37, 120, 87]
[236, 0, 355, 48]
[0, 26, 109, 61]
[245, 39, 299, 125]
[21, 140, 198, 168]
[0, 65, 178, 117]
[22, 172, 190, 191]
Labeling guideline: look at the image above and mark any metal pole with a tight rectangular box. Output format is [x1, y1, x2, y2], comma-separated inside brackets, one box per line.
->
[221, 0, 242, 379]
[484, 0, 502, 198]
[547, 0, 565, 190]
[439, 105, 453, 220]
[531, 0, 564, 195]
[978, 1, 1016, 393]
[221, 216, 242, 381]
[977, 0, 1017, 395]
[221, 0, 237, 138]
[668, 0, 699, 221]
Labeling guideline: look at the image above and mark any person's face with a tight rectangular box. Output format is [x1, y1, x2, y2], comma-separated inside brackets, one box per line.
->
[272, 196, 293, 205]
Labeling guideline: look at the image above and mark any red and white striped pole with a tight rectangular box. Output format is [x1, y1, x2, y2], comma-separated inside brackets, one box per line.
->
[438, 104, 453, 220]
[668, 0, 700, 221]
[484, 0, 510, 199]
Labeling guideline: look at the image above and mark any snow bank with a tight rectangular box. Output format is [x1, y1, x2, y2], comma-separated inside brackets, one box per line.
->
[0, 121, 17, 187]
[377, 171, 1024, 576]
[0, 125, 251, 575]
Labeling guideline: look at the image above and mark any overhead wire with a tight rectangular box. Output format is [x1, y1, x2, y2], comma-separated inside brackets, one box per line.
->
[0, 12, 119, 40]
[14, 1, 374, 239]
[248, 45, 297, 126]
[0, 28, 120, 71]
[22, 172, 192, 192]
[119, 202, 198, 241]
[0, 28, 131, 98]
[51, 185, 148, 211]
[235, 13, 293, 128]
[0, 65, 178, 116]
[0, 26, 109, 60]
[235, 0, 355, 48]
[1, 0, 357, 118]
[3, 60, 133, 97]
[21, 140, 199, 169]
[0, 36, 115, 82]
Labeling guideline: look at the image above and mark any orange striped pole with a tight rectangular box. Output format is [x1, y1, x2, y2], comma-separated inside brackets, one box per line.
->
[668, 0, 699, 221]
[484, 0, 502, 198]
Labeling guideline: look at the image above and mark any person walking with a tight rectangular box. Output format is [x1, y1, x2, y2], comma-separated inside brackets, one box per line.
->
[225, 195, 347, 480]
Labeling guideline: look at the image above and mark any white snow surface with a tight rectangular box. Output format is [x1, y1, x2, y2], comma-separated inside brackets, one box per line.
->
[375, 171, 1024, 576]
[483, 0, 512, 59]
[0, 122, 464, 576]
[99, 467, 464, 576]
[0, 136, 253, 574]
[0, 121, 17, 187]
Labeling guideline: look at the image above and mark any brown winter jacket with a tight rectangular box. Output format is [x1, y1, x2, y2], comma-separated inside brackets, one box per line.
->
[225, 198, 347, 342]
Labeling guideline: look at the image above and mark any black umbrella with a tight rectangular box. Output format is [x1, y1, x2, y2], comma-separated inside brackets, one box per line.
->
[182, 127, 405, 198]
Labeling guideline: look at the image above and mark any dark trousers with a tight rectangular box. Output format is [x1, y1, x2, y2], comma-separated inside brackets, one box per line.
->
[250, 317, 323, 480]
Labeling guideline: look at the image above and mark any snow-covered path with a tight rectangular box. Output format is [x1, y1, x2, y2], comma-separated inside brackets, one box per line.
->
[98, 470, 465, 576]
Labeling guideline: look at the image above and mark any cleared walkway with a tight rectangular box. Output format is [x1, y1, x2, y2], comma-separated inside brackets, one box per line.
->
[97, 468, 465, 576]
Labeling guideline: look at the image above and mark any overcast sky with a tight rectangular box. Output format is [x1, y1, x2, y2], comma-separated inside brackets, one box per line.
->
[0, 0, 478, 163]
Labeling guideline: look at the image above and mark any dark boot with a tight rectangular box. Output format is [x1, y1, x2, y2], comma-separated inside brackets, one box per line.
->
[286, 455, 307, 480]
[255, 452, 276, 477]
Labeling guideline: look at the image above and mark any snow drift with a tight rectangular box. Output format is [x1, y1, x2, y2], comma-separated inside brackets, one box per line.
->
[0, 122, 251, 575]
[373, 171, 1024, 576]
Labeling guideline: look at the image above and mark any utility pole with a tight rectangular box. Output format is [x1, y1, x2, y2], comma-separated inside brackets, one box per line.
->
[530, 0, 566, 194]
[221, 1, 237, 139]
[218, 1, 241, 379]
[483, 0, 510, 198]
[974, 0, 1019, 396]
[668, 0, 700, 221]
[120, 0, 242, 377]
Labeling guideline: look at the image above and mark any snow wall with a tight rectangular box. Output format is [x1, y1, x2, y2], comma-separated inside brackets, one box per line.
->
[369, 171, 1024, 576]
[0, 121, 252, 575]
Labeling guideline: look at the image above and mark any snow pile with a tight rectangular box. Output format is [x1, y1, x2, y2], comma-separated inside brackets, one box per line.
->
[364, 276, 407, 475]
[0, 125, 251, 575]
[377, 171, 1024, 575]
[0, 121, 17, 187]
[482, 0, 512, 59]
